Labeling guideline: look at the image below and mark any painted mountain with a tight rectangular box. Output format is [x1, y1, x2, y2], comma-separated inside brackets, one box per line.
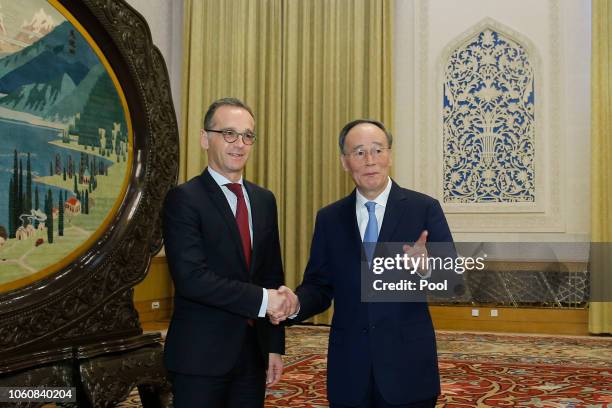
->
[0, 20, 98, 79]
[15, 7, 57, 46]
[0, 72, 76, 115]
[0, 20, 100, 117]
[45, 63, 105, 121]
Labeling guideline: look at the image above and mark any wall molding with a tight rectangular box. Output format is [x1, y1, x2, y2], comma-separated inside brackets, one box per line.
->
[413, 0, 565, 232]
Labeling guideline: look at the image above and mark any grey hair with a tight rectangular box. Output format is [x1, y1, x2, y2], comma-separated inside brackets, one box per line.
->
[338, 119, 393, 153]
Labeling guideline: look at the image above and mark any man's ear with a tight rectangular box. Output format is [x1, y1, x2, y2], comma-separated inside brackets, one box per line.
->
[340, 154, 349, 172]
[200, 128, 208, 150]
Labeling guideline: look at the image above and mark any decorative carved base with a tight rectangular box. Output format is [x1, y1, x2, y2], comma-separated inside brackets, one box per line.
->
[0, 361, 73, 408]
[78, 335, 170, 408]
[0, 334, 170, 408]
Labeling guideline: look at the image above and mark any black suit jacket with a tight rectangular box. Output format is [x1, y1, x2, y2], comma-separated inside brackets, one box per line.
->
[163, 168, 285, 376]
[294, 181, 455, 405]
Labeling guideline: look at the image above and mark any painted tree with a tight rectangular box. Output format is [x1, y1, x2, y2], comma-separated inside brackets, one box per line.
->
[11, 150, 17, 236]
[55, 154, 62, 175]
[34, 186, 39, 211]
[26, 153, 32, 213]
[114, 131, 121, 156]
[69, 29, 77, 55]
[45, 189, 53, 244]
[72, 115, 80, 137]
[17, 158, 24, 226]
[34, 186, 39, 229]
[68, 155, 74, 178]
[78, 73, 126, 148]
[8, 178, 14, 238]
[58, 194, 64, 236]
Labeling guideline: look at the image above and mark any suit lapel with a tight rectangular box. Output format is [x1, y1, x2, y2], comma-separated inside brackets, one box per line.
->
[378, 181, 409, 243]
[341, 190, 363, 254]
[199, 169, 248, 273]
[244, 181, 263, 276]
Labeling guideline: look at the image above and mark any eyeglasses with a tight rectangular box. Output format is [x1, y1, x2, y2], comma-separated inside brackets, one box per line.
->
[205, 129, 257, 145]
[345, 146, 390, 161]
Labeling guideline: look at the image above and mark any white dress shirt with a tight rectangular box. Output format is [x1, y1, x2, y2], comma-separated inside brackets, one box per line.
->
[355, 177, 392, 241]
[355, 177, 430, 278]
[207, 166, 268, 317]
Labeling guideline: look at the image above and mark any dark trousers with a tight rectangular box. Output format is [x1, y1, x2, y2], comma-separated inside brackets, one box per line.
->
[170, 327, 266, 408]
[330, 369, 438, 408]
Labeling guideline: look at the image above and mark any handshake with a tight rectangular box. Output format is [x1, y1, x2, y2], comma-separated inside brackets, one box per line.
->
[266, 286, 299, 325]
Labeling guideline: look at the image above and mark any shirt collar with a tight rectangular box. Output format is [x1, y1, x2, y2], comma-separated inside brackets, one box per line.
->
[208, 166, 243, 188]
[355, 177, 392, 209]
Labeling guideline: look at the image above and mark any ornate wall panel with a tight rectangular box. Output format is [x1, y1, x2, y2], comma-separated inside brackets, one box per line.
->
[406, 1, 567, 232]
[443, 29, 535, 203]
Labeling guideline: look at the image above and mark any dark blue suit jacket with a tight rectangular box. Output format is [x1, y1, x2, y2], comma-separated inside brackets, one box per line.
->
[162, 169, 285, 376]
[294, 181, 454, 405]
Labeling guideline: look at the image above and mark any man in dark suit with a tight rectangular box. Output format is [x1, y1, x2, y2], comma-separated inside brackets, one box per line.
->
[282, 119, 455, 407]
[162, 98, 293, 407]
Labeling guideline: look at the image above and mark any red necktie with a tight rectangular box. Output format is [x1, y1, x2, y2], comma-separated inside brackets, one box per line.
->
[225, 183, 251, 268]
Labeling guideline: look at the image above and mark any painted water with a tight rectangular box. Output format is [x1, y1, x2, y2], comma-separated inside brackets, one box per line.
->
[0, 120, 113, 230]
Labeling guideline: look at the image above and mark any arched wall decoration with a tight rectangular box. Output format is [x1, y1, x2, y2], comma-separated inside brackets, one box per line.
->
[442, 28, 535, 203]
[415, 9, 565, 232]
[0, 0, 179, 378]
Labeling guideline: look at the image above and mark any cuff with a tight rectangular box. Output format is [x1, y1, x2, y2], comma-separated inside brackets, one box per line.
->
[258, 288, 268, 317]
[288, 303, 300, 319]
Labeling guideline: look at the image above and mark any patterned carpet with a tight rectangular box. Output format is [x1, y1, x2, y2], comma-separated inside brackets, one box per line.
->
[118, 326, 612, 407]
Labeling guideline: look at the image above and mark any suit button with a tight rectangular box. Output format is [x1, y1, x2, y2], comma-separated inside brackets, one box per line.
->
[362, 328, 368, 333]
[371, 325, 376, 330]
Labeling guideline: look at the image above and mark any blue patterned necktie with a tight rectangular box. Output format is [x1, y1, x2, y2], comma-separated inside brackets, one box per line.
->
[364, 201, 378, 263]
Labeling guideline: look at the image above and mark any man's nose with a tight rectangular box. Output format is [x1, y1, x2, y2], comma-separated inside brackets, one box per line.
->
[235, 135, 247, 147]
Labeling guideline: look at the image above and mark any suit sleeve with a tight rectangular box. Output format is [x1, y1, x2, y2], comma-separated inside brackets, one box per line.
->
[293, 211, 334, 322]
[425, 199, 453, 242]
[258, 193, 285, 354]
[163, 187, 263, 318]
[425, 199, 465, 297]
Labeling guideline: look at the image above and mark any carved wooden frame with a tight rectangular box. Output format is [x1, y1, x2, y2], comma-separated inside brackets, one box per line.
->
[0, 0, 178, 369]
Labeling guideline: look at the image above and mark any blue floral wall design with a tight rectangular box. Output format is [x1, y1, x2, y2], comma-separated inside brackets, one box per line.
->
[443, 29, 535, 203]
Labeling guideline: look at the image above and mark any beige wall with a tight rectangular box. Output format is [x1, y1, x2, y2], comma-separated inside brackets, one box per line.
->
[126, 0, 184, 130]
[394, 0, 591, 244]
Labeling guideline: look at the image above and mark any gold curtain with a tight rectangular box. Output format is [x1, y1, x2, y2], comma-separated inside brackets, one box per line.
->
[280, 0, 393, 323]
[181, 0, 283, 191]
[182, 0, 393, 325]
[589, 0, 612, 334]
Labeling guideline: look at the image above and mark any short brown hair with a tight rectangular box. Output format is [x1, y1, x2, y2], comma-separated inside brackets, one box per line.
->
[203, 97, 255, 129]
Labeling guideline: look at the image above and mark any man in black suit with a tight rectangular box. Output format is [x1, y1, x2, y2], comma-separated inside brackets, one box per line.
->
[277, 119, 456, 407]
[162, 98, 293, 407]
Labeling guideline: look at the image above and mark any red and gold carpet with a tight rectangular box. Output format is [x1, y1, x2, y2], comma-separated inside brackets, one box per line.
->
[265, 326, 612, 408]
[117, 325, 612, 407]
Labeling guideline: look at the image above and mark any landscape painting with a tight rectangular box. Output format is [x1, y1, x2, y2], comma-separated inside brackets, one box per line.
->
[0, 0, 131, 291]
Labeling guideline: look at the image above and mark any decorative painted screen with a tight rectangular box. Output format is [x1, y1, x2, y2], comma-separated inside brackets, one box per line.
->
[443, 29, 535, 203]
[0, 0, 132, 291]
